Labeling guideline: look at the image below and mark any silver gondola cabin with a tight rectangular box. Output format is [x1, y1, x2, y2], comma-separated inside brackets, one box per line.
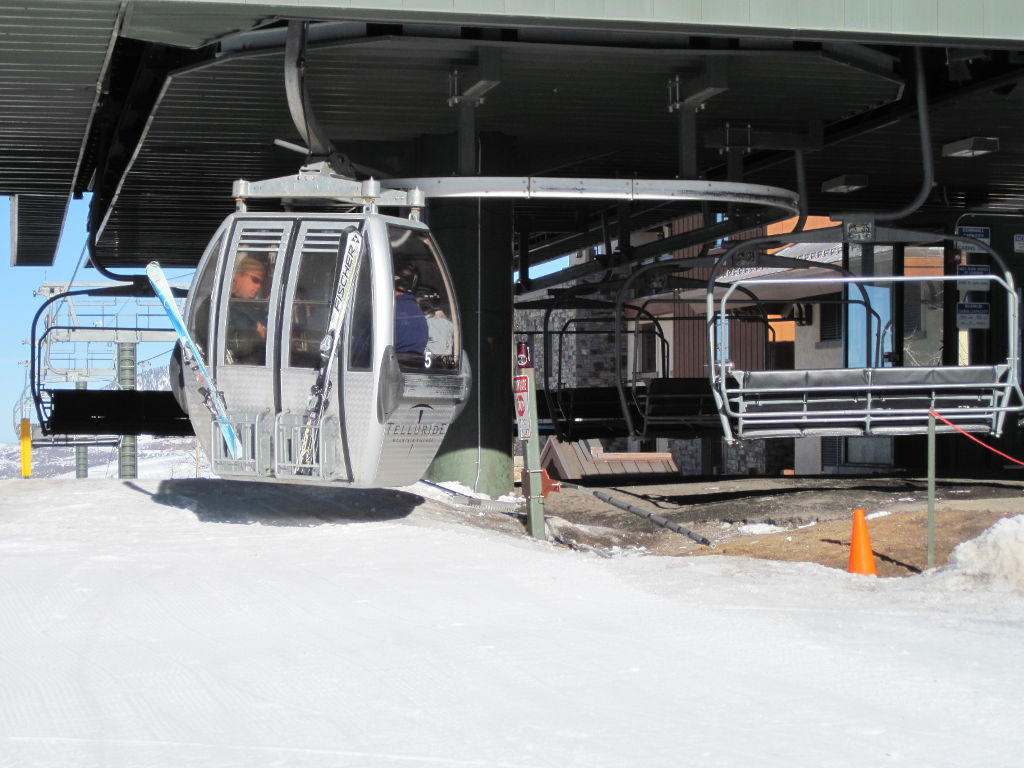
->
[170, 175, 471, 488]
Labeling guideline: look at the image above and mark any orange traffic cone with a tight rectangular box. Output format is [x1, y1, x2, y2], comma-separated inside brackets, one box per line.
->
[849, 508, 878, 576]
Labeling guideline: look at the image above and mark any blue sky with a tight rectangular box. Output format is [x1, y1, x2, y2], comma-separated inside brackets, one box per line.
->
[1, 196, 90, 442]
[0, 195, 194, 444]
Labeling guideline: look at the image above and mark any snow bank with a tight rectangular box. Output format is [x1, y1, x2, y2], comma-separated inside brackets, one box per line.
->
[935, 514, 1024, 592]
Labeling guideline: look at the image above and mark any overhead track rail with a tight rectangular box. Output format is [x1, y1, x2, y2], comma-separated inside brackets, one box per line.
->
[233, 163, 801, 214]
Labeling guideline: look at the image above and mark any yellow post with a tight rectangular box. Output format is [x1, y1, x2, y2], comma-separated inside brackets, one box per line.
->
[19, 418, 32, 478]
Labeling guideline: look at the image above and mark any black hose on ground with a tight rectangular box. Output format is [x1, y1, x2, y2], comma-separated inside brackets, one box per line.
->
[560, 482, 714, 547]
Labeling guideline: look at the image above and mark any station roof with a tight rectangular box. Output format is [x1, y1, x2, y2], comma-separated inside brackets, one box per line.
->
[5, 1, 1024, 271]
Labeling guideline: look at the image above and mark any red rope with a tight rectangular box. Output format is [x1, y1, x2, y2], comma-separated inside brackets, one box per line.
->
[928, 409, 1024, 467]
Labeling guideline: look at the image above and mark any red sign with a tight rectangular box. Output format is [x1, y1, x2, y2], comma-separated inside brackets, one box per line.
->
[514, 375, 532, 439]
[516, 393, 527, 417]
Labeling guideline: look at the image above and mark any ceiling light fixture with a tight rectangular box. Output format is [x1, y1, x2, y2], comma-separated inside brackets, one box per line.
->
[942, 136, 1000, 158]
[821, 174, 868, 194]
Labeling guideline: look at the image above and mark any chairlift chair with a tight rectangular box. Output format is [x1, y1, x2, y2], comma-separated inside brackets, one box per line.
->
[705, 223, 1024, 441]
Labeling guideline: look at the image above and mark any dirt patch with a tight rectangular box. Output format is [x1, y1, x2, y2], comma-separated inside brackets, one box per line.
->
[533, 475, 1024, 577]
[687, 507, 1016, 577]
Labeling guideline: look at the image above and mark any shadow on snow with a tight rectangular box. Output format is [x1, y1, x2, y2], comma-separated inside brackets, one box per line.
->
[137, 478, 421, 526]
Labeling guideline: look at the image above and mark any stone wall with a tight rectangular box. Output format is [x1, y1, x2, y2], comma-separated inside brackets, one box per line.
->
[666, 438, 702, 474]
[514, 307, 574, 387]
[664, 436, 777, 476]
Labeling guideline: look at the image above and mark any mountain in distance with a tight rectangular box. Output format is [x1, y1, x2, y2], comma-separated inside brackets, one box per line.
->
[104, 362, 173, 392]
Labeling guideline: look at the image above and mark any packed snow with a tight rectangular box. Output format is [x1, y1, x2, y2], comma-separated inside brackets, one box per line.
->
[2, 461, 1024, 766]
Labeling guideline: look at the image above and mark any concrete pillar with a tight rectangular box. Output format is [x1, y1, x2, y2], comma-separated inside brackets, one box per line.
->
[117, 342, 137, 479]
[75, 381, 88, 478]
[424, 198, 514, 497]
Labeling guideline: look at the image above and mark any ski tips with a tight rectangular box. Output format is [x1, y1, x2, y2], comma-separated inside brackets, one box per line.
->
[145, 261, 167, 291]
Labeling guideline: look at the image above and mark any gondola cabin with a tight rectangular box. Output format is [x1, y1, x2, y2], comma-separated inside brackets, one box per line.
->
[172, 210, 470, 487]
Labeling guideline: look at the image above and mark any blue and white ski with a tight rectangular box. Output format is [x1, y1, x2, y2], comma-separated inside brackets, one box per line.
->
[146, 261, 244, 460]
[297, 226, 364, 472]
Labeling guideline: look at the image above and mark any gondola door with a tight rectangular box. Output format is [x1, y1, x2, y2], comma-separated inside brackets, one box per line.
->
[210, 219, 294, 477]
[276, 214, 469, 486]
[371, 219, 469, 487]
[277, 217, 373, 483]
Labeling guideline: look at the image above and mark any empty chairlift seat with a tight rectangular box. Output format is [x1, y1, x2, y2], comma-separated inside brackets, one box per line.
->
[639, 377, 722, 435]
[722, 365, 1013, 438]
[705, 224, 1024, 442]
[537, 386, 640, 441]
[45, 389, 194, 437]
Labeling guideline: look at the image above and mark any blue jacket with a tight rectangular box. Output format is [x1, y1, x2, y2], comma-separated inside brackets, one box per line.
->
[394, 291, 428, 354]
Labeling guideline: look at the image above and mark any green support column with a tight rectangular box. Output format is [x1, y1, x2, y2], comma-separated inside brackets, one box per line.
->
[927, 410, 936, 569]
[75, 381, 89, 478]
[515, 342, 546, 539]
[117, 342, 137, 480]
[425, 197, 514, 498]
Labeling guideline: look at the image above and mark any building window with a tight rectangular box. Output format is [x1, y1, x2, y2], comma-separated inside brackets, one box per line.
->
[819, 293, 843, 341]
[821, 436, 843, 468]
[904, 283, 924, 338]
[638, 323, 658, 373]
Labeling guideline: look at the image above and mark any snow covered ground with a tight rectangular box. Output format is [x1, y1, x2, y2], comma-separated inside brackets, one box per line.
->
[1, 469, 1023, 767]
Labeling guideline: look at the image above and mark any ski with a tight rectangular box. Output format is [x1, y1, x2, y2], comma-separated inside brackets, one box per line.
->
[146, 261, 245, 460]
[297, 226, 364, 472]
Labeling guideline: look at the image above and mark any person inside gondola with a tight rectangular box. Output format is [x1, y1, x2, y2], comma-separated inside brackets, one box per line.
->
[393, 262, 429, 357]
[420, 296, 455, 359]
[226, 254, 269, 365]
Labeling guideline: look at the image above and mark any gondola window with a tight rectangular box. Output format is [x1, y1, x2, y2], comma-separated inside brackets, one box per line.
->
[289, 233, 343, 369]
[387, 225, 458, 370]
[225, 248, 277, 365]
[186, 232, 223, 358]
[347, 251, 373, 371]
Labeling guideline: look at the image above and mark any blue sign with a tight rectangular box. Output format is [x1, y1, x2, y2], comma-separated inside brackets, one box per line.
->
[956, 302, 990, 330]
[955, 226, 991, 253]
[956, 264, 989, 292]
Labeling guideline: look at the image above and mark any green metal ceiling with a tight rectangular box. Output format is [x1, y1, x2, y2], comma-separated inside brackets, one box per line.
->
[120, 1, 1024, 49]
[5, 1, 1024, 268]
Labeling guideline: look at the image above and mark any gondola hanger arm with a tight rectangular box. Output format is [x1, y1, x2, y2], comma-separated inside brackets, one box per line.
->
[232, 164, 419, 209]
